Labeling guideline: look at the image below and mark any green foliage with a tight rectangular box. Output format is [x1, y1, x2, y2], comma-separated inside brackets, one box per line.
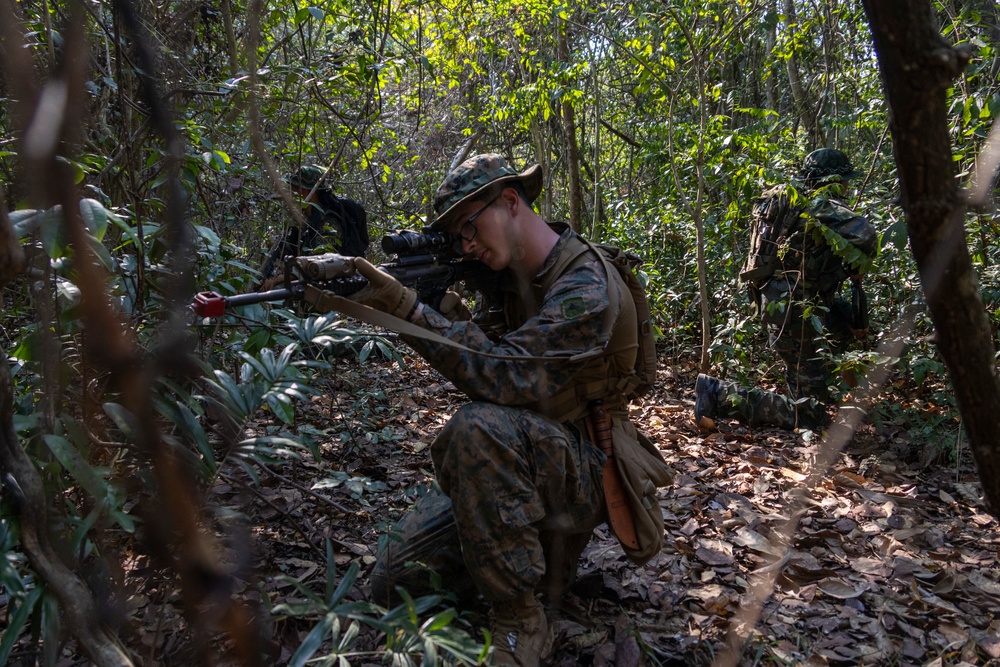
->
[4, 0, 1000, 661]
[271, 545, 487, 666]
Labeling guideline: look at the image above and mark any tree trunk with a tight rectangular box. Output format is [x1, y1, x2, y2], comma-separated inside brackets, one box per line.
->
[863, 0, 1000, 514]
[782, 0, 817, 141]
[220, 0, 240, 78]
[558, 23, 582, 233]
[764, 0, 779, 112]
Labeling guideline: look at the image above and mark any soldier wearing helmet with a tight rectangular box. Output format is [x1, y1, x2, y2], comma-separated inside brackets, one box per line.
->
[258, 164, 369, 288]
[800, 147, 865, 184]
[694, 148, 878, 431]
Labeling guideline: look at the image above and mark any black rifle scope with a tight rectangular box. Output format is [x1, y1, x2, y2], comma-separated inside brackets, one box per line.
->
[381, 229, 454, 256]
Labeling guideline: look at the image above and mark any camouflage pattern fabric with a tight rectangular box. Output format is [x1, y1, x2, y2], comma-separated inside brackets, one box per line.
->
[288, 164, 325, 189]
[773, 193, 877, 296]
[428, 153, 542, 231]
[369, 485, 478, 605]
[799, 148, 864, 183]
[721, 189, 876, 430]
[714, 277, 836, 432]
[371, 404, 605, 604]
[405, 229, 618, 410]
[372, 228, 630, 603]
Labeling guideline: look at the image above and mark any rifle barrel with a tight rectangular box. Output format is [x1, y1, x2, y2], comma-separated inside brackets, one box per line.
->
[192, 284, 304, 317]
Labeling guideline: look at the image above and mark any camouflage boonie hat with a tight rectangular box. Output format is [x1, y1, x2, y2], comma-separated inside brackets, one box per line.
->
[800, 148, 863, 183]
[287, 164, 325, 190]
[428, 153, 543, 231]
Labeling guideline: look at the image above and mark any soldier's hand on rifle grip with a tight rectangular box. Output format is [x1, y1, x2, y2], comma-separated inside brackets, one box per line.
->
[438, 290, 472, 322]
[352, 257, 420, 321]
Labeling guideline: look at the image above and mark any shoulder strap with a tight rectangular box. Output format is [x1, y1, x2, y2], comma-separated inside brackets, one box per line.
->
[541, 234, 620, 345]
[303, 286, 604, 365]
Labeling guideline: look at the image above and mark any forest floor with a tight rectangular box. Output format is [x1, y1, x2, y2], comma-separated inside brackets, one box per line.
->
[49, 343, 1000, 666]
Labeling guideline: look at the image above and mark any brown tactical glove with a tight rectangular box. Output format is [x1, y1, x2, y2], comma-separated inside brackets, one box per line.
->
[351, 257, 420, 320]
[438, 290, 472, 322]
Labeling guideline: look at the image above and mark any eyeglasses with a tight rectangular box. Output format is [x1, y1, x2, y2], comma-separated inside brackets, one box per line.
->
[455, 194, 500, 247]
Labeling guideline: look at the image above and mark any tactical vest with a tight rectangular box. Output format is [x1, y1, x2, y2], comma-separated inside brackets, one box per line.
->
[506, 229, 654, 424]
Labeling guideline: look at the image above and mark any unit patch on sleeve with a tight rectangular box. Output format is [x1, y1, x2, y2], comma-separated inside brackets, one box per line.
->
[561, 296, 588, 319]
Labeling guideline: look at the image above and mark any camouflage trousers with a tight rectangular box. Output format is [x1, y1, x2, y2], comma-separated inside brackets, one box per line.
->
[720, 281, 855, 430]
[370, 402, 606, 606]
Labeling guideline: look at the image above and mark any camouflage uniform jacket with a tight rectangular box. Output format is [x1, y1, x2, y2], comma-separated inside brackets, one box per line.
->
[771, 186, 878, 300]
[406, 226, 635, 422]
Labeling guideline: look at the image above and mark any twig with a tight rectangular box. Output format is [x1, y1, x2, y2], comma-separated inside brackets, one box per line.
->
[254, 462, 355, 515]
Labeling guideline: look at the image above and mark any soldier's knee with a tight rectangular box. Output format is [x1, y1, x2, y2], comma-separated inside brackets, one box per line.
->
[434, 403, 532, 485]
[369, 489, 472, 605]
[444, 401, 505, 431]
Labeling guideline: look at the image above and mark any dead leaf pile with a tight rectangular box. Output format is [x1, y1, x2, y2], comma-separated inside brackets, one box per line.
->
[49, 352, 1000, 665]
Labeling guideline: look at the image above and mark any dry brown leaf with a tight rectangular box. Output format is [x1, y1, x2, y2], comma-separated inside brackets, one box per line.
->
[816, 577, 863, 599]
[679, 517, 700, 536]
[914, 588, 962, 614]
[973, 622, 1000, 658]
[849, 556, 892, 578]
[732, 526, 786, 557]
[936, 621, 970, 646]
[695, 538, 734, 566]
[966, 569, 1000, 597]
[931, 569, 957, 594]
[780, 467, 807, 482]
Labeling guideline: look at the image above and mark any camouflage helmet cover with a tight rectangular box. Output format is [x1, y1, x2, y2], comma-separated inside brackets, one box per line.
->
[800, 148, 864, 183]
[428, 153, 543, 231]
[287, 164, 326, 190]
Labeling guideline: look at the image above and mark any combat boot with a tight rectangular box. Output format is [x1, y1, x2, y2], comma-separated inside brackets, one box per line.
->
[694, 374, 723, 422]
[490, 591, 551, 667]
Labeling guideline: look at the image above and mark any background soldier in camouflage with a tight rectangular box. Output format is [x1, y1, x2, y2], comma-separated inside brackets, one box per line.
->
[304, 153, 668, 667]
[695, 148, 878, 431]
[259, 164, 369, 287]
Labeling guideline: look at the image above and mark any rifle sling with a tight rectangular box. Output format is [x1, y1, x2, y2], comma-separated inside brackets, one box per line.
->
[304, 285, 605, 365]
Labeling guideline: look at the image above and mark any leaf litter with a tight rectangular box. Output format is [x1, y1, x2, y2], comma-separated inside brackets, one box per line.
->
[106, 351, 1000, 666]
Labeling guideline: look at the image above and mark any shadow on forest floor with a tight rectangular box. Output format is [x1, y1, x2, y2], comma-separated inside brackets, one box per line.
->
[119, 349, 1000, 666]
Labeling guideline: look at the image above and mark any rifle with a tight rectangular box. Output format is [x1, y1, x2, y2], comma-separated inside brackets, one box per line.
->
[193, 229, 499, 319]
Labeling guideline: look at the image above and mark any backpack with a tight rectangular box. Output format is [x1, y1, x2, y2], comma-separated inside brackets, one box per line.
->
[593, 243, 658, 399]
[740, 185, 803, 286]
[739, 185, 802, 312]
[542, 234, 658, 405]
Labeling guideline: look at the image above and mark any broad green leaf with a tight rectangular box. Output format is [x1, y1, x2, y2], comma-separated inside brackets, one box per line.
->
[10, 209, 44, 239]
[42, 434, 107, 502]
[294, 7, 313, 24]
[78, 198, 109, 241]
[329, 562, 360, 607]
[39, 207, 69, 259]
[174, 400, 216, 470]
[103, 402, 141, 441]
[0, 586, 43, 664]
[288, 612, 337, 667]
[41, 588, 60, 665]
